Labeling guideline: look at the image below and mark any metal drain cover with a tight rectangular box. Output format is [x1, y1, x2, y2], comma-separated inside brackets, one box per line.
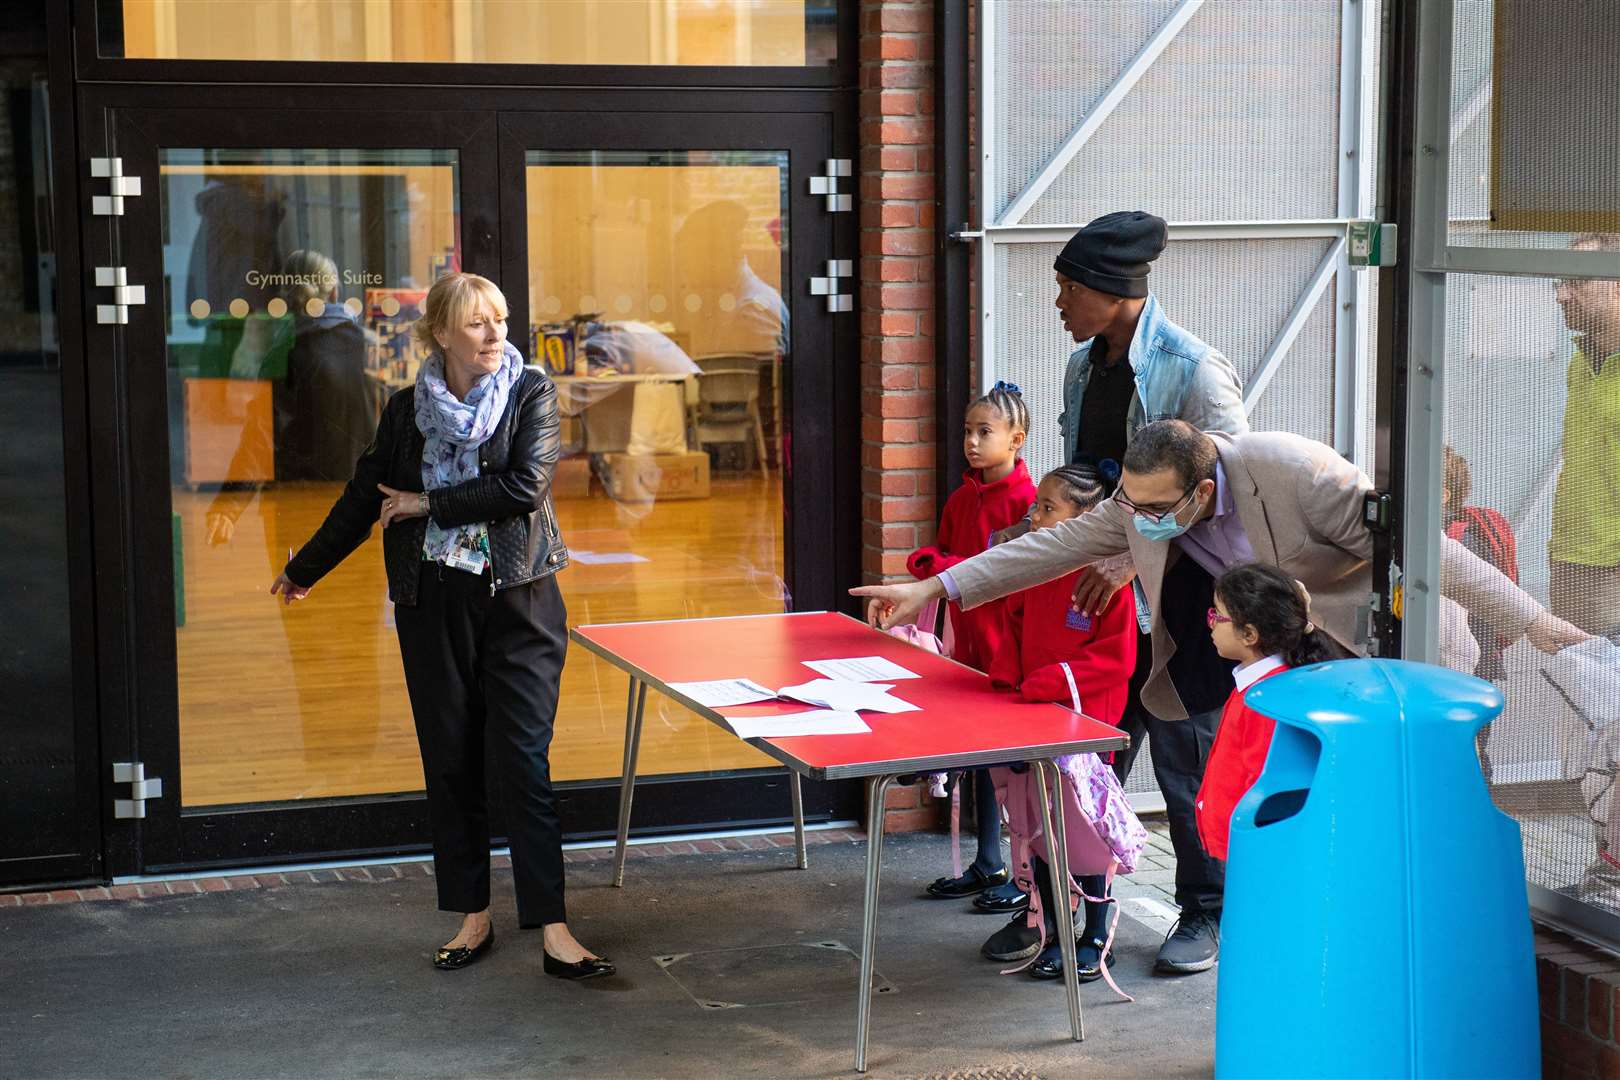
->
[653, 940, 895, 1010]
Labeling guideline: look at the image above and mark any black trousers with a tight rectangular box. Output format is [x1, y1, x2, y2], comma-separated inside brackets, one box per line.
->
[395, 564, 569, 927]
[1112, 701, 1225, 917]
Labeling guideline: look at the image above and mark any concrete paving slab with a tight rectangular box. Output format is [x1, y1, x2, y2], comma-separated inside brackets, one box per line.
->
[0, 833, 1216, 1079]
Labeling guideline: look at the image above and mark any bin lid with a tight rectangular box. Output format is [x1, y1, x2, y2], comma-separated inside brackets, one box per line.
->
[1243, 658, 1503, 731]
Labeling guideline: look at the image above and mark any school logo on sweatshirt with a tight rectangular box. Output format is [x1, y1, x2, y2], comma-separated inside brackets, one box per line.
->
[1065, 608, 1093, 632]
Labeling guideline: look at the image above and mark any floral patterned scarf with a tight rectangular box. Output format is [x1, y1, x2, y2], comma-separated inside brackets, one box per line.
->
[414, 341, 523, 565]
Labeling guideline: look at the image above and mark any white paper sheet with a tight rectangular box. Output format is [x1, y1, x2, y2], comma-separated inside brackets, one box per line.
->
[775, 678, 920, 714]
[570, 550, 650, 565]
[802, 656, 922, 682]
[727, 710, 872, 739]
[664, 678, 780, 708]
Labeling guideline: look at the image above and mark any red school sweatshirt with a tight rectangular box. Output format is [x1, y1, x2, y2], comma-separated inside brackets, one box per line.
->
[1194, 661, 1291, 863]
[987, 569, 1138, 727]
[906, 459, 1037, 672]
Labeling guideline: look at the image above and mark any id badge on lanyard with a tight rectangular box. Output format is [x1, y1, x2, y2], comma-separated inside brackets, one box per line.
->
[445, 536, 488, 576]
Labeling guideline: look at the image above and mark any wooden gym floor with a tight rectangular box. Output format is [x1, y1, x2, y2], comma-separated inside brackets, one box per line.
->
[173, 473, 781, 807]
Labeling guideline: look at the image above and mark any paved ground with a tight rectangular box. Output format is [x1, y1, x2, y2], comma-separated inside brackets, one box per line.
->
[1, 825, 1214, 1080]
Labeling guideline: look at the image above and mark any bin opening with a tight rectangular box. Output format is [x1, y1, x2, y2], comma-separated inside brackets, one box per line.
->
[1254, 788, 1309, 827]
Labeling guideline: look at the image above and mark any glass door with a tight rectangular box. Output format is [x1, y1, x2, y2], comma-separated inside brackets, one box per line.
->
[499, 110, 853, 841]
[90, 102, 854, 872]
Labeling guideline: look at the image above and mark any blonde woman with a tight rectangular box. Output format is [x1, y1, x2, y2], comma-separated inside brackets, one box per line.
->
[273, 272, 612, 980]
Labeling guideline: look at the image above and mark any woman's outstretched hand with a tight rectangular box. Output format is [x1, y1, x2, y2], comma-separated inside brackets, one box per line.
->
[850, 578, 944, 630]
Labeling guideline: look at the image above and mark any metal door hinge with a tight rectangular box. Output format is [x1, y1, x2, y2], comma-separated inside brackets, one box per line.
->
[809, 259, 853, 313]
[808, 159, 852, 212]
[91, 157, 142, 216]
[112, 761, 163, 819]
[94, 266, 146, 325]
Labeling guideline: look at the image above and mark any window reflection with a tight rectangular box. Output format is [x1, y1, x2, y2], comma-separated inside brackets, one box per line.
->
[110, 0, 838, 66]
[528, 150, 791, 780]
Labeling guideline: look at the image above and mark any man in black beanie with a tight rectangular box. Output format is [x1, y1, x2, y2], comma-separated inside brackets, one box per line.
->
[974, 211, 1250, 979]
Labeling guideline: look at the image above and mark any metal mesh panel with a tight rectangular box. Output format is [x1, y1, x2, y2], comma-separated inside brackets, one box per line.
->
[991, 0, 1180, 223]
[995, 237, 1339, 483]
[1247, 282, 1338, 447]
[1439, 271, 1619, 914]
[1447, 0, 1620, 249]
[1021, 1, 1341, 226]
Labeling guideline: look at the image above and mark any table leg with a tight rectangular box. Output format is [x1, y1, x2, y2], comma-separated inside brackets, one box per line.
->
[611, 679, 649, 888]
[790, 771, 808, 869]
[1035, 759, 1085, 1042]
[855, 773, 895, 1074]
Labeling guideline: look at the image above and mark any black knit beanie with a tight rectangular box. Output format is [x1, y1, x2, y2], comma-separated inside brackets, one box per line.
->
[1053, 211, 1168, 299]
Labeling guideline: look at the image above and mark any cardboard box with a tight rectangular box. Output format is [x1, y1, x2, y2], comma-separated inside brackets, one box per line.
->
[553, 455, 592, 500]
[600, 450, 711, 503]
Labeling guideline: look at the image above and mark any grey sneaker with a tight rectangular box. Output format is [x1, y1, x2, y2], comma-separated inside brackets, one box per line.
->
[1155, 911, 1219, 974]
[981, 915, 1042, 962]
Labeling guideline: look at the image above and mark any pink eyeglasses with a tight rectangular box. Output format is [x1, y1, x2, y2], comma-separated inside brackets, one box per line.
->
[1206, 608, 1232, 629]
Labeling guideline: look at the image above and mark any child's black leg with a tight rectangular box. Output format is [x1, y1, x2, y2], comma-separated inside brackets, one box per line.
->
[970, 768, 1005, 876]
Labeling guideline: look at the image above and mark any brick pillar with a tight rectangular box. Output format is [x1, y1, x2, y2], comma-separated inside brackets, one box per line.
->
[859, 0, 944, 835]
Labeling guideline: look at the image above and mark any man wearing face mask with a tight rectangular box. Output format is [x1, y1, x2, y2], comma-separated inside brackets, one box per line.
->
[854, 421, 1591, 969]
[993, 210, 1249, 975]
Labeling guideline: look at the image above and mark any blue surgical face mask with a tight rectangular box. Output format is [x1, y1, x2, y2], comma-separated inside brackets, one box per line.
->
[1132, 512, 1192, 542]
[1130, 484, 1205, 541]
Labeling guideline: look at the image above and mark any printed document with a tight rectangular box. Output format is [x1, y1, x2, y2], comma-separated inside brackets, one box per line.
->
[728, 710, 872, 739]
[664, 678, 780, 708]
[776, 678, 920, 714]
[802, 656, 922, 682]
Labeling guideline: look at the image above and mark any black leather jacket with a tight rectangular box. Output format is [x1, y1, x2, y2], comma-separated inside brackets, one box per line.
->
[286, 367, 568, 606]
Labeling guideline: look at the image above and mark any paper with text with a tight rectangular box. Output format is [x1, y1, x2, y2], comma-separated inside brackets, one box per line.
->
[727, 710, 872, 739]
[664, 678, 780, 708]
[776, 678, 920, 714]
[802, 656, 922, 682]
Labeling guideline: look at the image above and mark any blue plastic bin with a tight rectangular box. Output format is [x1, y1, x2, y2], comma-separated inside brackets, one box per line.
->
[1215, 659, 1538, 1079]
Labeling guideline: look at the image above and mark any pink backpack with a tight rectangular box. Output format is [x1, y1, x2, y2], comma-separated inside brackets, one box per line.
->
[991, 662, 1147, 1001]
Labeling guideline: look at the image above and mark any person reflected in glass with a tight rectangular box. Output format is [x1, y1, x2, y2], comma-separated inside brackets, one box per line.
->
[275, 249, 375, 481]
[673, 199, 788, 358]
[270, 272, 613, 980]
[1550, 234, 1620, 642]
[204, 251, 385, 776]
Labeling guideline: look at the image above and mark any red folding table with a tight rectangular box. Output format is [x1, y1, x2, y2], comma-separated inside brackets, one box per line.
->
[569, 611, 1130, 1072]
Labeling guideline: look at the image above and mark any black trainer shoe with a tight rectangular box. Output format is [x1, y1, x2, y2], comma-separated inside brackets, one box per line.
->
[1155, 911, 1219, 974]
[980, 915, 1041, 962]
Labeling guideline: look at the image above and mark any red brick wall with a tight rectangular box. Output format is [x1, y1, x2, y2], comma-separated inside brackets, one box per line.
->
[1538, 926, 1620, 1078]
[859, 0, 943, 834]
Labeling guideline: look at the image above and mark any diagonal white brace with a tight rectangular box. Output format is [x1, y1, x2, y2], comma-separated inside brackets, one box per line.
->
[1244, 235, 1347, 412]
[995, 0, 1205, 227]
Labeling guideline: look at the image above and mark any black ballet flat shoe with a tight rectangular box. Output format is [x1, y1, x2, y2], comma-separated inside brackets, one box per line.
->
[1028, 936, 1109, 983]
[433, 928, 494, 970]
[543, 952, 616, 981]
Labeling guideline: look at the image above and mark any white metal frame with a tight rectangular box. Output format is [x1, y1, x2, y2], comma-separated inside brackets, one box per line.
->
[977, 0, 1379, 463]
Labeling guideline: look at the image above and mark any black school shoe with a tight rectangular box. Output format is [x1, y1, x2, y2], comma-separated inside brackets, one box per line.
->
[1029, 935, 1109, 982]
[1155, 911, 1220, 974]
[980, 915, 1042, 962]
[925, 864, 1009, 899]
[972, 882, 1030, 914]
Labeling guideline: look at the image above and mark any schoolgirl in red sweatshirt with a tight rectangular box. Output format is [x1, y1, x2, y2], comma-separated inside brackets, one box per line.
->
[906, 381, 1038, 673]
[979, 464, 1139, 983]
[1196, 564, 1348, 862]
[910, 381, 1038, 902]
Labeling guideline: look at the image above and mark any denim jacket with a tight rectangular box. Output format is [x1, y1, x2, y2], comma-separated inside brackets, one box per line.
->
[1057, 293, 1249, 466]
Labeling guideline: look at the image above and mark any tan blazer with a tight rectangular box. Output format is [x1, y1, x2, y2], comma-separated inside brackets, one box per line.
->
[951, 431, 1542, 720]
